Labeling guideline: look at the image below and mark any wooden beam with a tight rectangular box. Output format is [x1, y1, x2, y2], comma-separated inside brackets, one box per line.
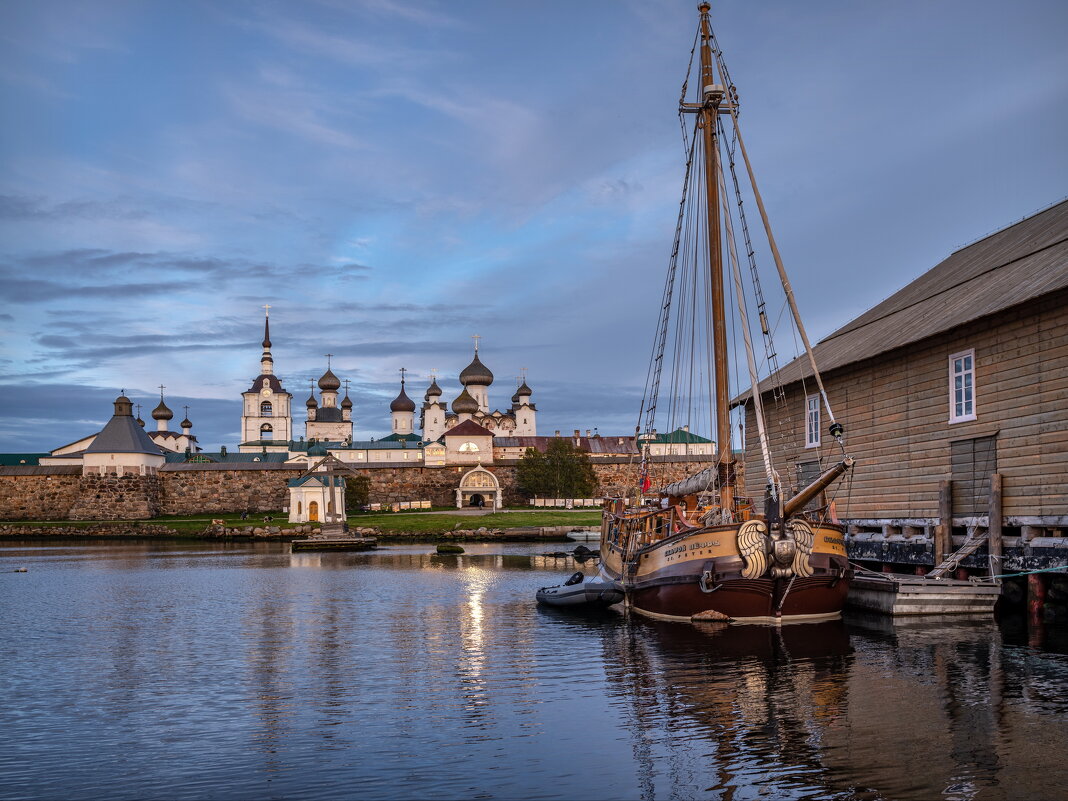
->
[936, 479, 953, 566]
[988, 472, 1003, 579]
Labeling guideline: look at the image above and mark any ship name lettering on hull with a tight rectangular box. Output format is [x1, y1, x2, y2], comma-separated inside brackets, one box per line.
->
[664, 540, 721, 558]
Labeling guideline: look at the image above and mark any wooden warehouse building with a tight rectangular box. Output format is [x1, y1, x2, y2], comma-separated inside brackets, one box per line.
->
[736, 199, 1067, 568]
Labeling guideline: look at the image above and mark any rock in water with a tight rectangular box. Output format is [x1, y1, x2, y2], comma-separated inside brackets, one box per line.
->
[436, 544, 465, 554]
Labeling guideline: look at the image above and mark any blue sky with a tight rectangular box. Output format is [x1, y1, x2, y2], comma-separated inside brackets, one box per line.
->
[1, 0, 1066, 452]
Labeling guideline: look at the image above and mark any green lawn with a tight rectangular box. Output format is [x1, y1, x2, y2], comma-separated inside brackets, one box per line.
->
[346, 509, 601, 534]
[3, 508, 602, 536]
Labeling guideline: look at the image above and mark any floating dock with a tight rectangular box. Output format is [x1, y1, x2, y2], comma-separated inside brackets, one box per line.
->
[290, 536, 377, 551]
[847, 573, 1000, 616]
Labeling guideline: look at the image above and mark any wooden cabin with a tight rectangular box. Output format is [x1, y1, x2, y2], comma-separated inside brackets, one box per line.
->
[736, 200, 1067, 557]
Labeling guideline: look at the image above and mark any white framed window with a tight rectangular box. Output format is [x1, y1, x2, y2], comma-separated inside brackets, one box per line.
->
[805, 394, 820, 448]
[949, 349, 976, 423]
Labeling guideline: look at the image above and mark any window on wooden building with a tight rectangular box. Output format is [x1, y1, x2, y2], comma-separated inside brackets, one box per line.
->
[805, 395, 820, 448]
[949, 349, 976, 423]
[950, 435, 997, 516]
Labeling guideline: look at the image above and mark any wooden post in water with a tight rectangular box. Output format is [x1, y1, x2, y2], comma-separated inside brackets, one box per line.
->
[988, 473, 1003, 579]
[936, 479, 953, 567]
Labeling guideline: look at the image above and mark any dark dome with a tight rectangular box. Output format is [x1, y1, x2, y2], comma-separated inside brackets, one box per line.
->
[114, 394, 133, 417]
[152, 400, 173, 420]
[341, 394, 353, 409]
[511, 390, 521, 404]
[425, 378, 442, 398]
[137, 416, 145, 428]
[452, 387, 479, 414]
[459, 353, 493, 386]
[180, 417, 192, 429]
[390, 385, 416, 413]
[516, 380, 532, 397]
[318, 368, 341, 391]
[306, 394, 319, 408]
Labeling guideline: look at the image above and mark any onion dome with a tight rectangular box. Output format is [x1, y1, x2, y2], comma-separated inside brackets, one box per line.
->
[459, 353, 493, 386]
[341, 393, 353, 410]
[517, 380, 532, 397]
[390, 383, 416, 413]
[318, 368, 341, 391]
[452, 386, 479, 414]
[425, 377, 442, 399]
[180, 416, 192, 430]
[511, 389, 521, 404]
[306, 393, 319, 409]
[137, 416, 145, 428]
[152, 399, 173, 421]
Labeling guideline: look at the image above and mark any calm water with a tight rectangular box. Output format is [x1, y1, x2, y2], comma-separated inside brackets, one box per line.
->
[2, 540, 1067, 801]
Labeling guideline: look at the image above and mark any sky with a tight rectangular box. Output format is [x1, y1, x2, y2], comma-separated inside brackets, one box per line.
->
[1, 0, 1066, 452]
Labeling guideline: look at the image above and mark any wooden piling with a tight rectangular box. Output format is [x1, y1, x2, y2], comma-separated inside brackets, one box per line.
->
[1028, 573, 1047, 625]
[936, 479, 953, 566]
[988, 473, 1003, 578]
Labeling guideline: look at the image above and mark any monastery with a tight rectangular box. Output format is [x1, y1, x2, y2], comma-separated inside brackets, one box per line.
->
[10, 310, 713, 519]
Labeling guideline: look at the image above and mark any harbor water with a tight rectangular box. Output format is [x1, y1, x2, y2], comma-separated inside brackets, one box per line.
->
[2, 540, 1066, 800]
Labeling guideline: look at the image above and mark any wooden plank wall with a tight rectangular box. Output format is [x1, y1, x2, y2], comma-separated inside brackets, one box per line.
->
[741, 289, 1068, 520]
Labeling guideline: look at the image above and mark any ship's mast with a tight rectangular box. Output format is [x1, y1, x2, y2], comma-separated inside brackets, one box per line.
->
[696, 2, 733, 508]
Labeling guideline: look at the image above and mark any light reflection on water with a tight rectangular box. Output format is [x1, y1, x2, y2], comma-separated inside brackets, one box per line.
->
[1, 540, 1066, 801]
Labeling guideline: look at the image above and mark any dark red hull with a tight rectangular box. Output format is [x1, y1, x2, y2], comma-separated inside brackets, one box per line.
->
[629, 573, 850, 623]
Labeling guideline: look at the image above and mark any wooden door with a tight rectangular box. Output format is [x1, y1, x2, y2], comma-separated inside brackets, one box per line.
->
[309, 500, 319, 522]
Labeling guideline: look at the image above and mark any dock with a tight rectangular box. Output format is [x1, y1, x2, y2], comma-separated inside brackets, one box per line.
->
[290, 536, 377, 551]
[290, 522, 377, 552]
[847, 573, 1000, 616]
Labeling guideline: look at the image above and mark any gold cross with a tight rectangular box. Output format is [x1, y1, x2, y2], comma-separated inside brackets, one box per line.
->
[471, 334, 481, 353]
[262, 303, 271, 316]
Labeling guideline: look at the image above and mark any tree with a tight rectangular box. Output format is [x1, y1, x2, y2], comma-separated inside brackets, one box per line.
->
[344, 473, 371, 513]
[516, 439, 598, 498]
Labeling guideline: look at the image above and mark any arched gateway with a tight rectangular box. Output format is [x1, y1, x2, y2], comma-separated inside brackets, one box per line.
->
[456, 467, 501, 509]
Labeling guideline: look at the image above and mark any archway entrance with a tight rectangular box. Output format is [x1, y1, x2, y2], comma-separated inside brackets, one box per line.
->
[456, 467, 501, 509]
[308, 500, 319, 522]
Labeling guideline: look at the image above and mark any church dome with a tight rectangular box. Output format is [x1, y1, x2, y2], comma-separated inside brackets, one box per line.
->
[137, 416, 145, 428]
[114, 394, 133, 417]
[452, 387, 479, 414]
[425, 378, 442, 399]
[341, 394, 353, 410]
[517, 380, 532, 397]
[152, 399, 173, 421]
[390, 385, 416, 413]
[306, 393, 319, 409]
[459, 353, 493, 386]
[180, 416, 192, 429]
[318, 368, 341, 391]
[511, 389, 521, 404]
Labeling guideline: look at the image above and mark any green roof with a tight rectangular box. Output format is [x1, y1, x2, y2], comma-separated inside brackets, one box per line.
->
[379, 432, 423, 443]
[0, 453, 46, 466]
[647, 428, 713, 444]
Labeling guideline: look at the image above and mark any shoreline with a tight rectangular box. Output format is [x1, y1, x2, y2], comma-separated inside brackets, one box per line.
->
[0, 522, 589, 543]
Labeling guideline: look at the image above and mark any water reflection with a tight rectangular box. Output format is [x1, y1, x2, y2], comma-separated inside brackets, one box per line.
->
[2, 541, 1067, 801]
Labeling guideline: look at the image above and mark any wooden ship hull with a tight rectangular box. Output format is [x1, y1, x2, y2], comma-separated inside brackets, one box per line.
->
[601, 516, 851, 623]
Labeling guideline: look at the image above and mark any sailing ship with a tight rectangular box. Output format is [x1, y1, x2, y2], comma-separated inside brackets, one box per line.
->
[600, 3, 855, 624]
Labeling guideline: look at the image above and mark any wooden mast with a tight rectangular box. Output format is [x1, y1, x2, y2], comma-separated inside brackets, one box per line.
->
[697, 2, 733, 510]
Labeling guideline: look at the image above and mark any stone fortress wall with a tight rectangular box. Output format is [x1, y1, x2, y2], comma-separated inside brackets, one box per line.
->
[0, 458, 719, 520]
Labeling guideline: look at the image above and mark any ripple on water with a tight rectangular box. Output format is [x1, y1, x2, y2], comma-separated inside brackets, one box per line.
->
[1, 542, 1067, 800]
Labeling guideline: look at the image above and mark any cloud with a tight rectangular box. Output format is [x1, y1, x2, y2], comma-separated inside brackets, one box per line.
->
[0, 278, 186, 303]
